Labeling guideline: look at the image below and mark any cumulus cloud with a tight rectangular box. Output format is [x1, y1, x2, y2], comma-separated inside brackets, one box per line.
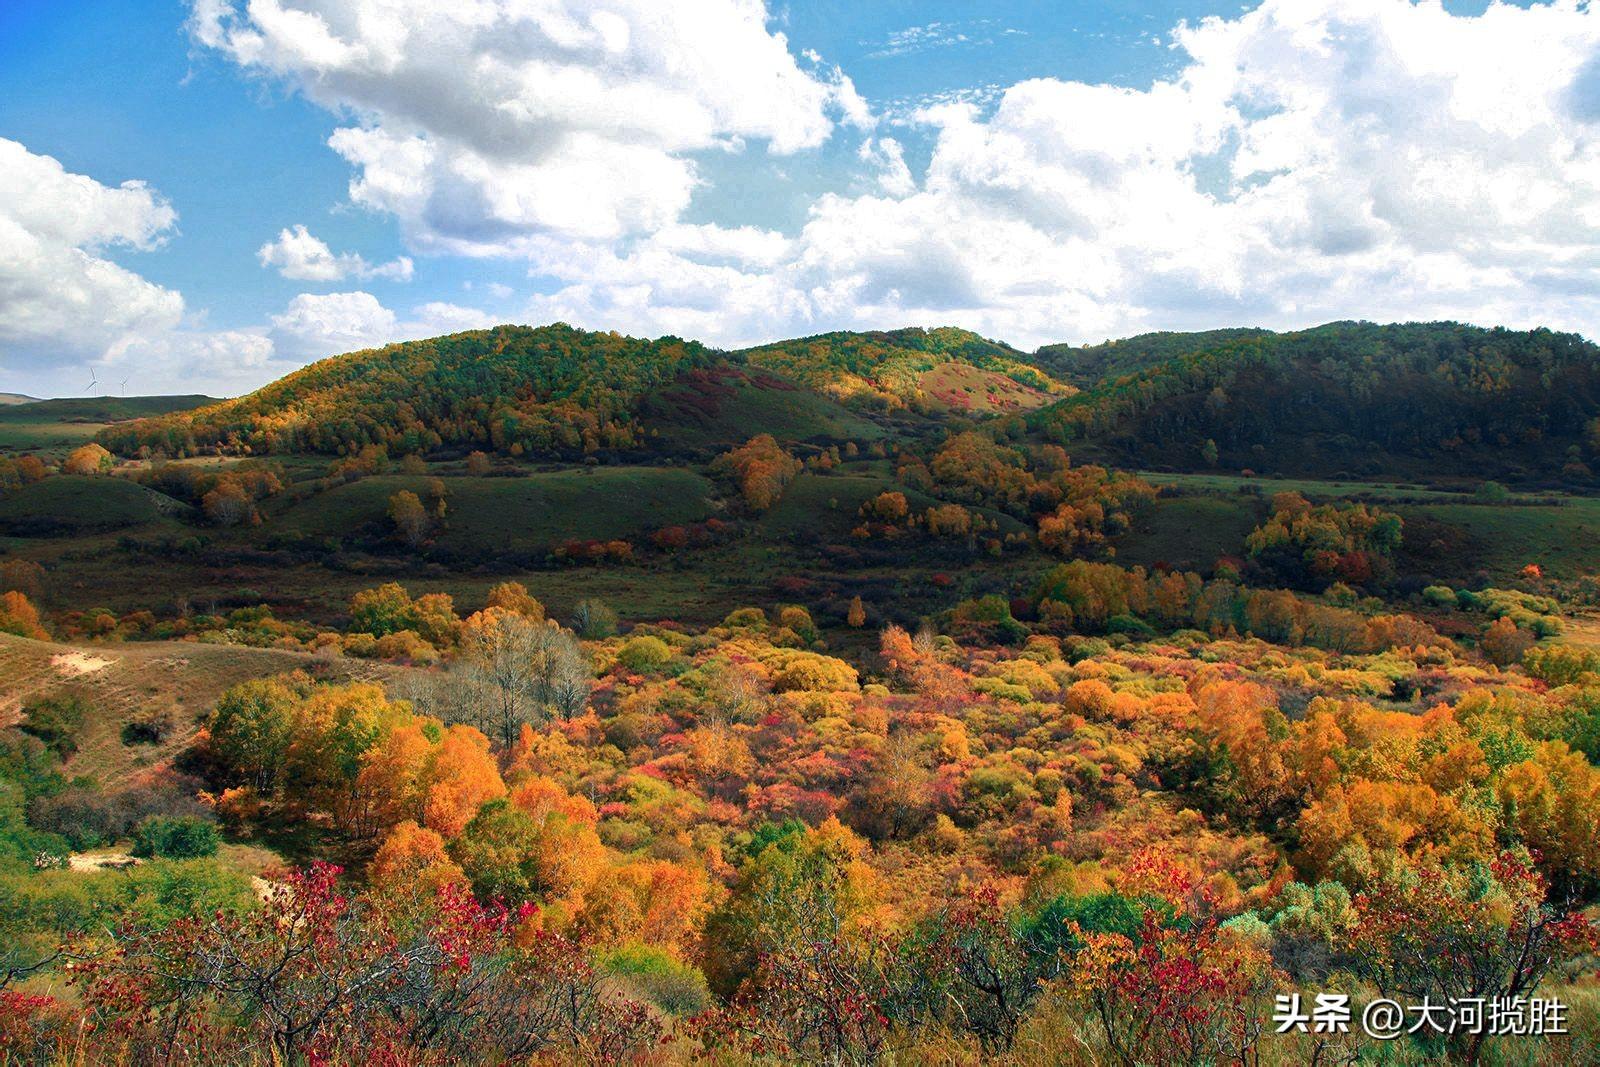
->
[268, 290, 398, 359]
[0, 138, 296, 397]
[258, 224, 413, 282]
[104, 329, 283, 398]
[191, 0, 871, 254]
[267, 290, 497, 361]
[513, 0, 1600, 349]
[0, 138, 185, 369]
[406, 300, 498, 335]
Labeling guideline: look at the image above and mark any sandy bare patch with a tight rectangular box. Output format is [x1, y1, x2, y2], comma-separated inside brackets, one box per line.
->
[68, 850, 140, 872]
[51, 651, 112, 676]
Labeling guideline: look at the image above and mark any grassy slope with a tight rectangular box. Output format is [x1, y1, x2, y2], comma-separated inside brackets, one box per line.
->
[0, 476, 192, 533]
[274, 467, 717, 553]
[1123, 473, 1600, 581]
[1116, 495, 1264, 573]
[1136, 471, 1488, 502]
[917, 361, 1058, 414]
[639, 364, 888, 450]
[0, 632, 409, 788]
[1403, 500, 1600, 581]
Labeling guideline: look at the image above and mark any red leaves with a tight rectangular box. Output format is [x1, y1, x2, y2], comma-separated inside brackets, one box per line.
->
[1069, 866, 1279, 1066]
[67, 860, 653, 1064]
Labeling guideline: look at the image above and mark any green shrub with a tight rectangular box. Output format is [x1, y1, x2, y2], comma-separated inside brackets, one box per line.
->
[571, 598, 619, 639]
[1107, 613, 1156, 639]
[616, 635, 673, 674]
[19, 695, 91, 759]
[602, 944, 712, 1016]
[722, 607, 768, 629]
[131, 816, 219, 859]
[1421, 585, 1457, 608]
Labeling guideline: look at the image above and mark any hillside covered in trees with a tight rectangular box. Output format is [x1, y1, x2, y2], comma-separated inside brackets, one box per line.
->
[1032, 328, 1273, 388]
[738, 326, 1069, 414]
[100, 325, 1079, 461]
[99, 325, 720, 459]
[1026, 321, 1600, 484]
[96, 320, 1600, 486]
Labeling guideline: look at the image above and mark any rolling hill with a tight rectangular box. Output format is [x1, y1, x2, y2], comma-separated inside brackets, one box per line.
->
[738, 326, 1070, 413]
[98, 324, 1077, 460]
[88, 319, 1600, 487]
[1025, 321, 1600, 485]
[0, 392, 38, 406]
[1031, 327, 1273, 388]
[98, 324, 720, 458]
[7, 395, 216, 420]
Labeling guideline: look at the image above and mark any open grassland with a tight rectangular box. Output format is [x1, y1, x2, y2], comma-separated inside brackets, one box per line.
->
[0, 417, 110, 451]
[1403, 499, 1600, 581]
[0, 631, 409, 788]
[1138, 469, 1508, 502]
[4, 461, 1593, 636]
[1133, 472, 1600, 582]
[272, 466, 717, 553]
[1559, 613, 1600, 649]
[1116, 493, 1264, 572]
[0, 476, 191, 533]
[0, 395, 213, 455]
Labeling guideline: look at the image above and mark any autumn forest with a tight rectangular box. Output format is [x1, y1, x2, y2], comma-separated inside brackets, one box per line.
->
[2, 320, 1600, 1065]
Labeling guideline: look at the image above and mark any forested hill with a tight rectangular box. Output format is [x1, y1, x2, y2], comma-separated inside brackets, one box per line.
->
[1024, 321, 1600, 484]
[738, 326, 1071, 414]
[96, 319, 1600, 477]
[99, 324, 718, 458]
[1032, 328, 1273, 388]
[98, 324, 1077, 459]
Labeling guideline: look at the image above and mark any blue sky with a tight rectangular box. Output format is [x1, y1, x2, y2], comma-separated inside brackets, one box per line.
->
[0, 0, 1594, 397]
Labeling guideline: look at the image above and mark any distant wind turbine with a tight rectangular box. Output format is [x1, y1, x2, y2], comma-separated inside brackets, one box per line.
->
[84, 368, 98, 394]
[120, 376, 130, 397]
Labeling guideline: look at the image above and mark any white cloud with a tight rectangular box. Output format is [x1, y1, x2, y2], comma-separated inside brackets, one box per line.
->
[191, 0, 870, 254]
[0, 138, 184, 369]
[512, 0, 1600, 350]
[858, 137, 915, 197]
[268, 290, 398, 359]
[267, 291, 499, 361]
[866, 20, 1018, 60]
[0, 138, 293, 397]
[104, 329, 283, 398]
[258, 224, 413, 282]
[406, 300, 497, 335]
